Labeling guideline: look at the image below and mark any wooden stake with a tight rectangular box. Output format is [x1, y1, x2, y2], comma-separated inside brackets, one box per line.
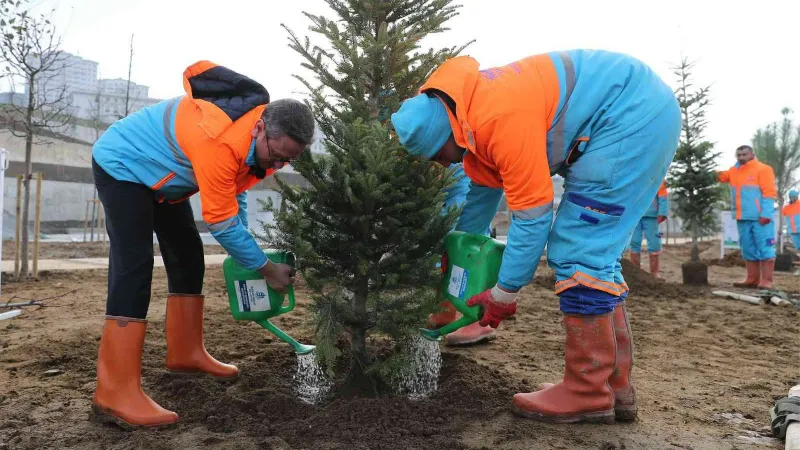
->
[32, 172, 43, 278]
[99, 203, 107, 252]
[83, 199, 90, 242]
[14, 174, 22, 278]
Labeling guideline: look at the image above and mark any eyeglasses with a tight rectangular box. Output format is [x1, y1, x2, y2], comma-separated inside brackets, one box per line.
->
[264, 130, 299, 165]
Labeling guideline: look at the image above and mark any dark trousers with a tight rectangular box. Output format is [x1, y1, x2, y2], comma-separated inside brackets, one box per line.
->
[93, 159, 204, 319]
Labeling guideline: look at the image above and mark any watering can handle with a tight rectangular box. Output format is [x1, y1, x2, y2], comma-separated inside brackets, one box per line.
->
[278, 252, 297, 314]
[279, 284, 296, 314]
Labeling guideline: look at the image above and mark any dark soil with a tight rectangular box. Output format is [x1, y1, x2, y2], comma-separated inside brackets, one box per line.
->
[1, 327, 523, 450]
[681, 261, 709, 285]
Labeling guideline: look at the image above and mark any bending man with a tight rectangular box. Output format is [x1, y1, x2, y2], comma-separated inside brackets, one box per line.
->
[392, 50, 679, 423]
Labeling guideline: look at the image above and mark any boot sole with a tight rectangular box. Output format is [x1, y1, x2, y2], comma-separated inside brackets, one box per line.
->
[614, 406, 638, 422]
[90, 404, 178, 431]
[165, 369, 239, 381]
[732, 283, 759, 288]
[511, 405, 615, 424]
[444, 333, 496, 347]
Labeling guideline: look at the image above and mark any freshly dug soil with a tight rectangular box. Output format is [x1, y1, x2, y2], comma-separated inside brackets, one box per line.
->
[532, 259, 701, 300]
[1, 242, 799, 449]
[619, 258, 703, 299]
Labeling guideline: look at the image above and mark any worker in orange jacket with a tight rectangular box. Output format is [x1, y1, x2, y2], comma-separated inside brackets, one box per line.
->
[391, 50, 680, 424]
[628, 181, 669, 278]
[718, 145, 777, 289]
[783, 190, 800, 251]
[90, 61, 315, 428]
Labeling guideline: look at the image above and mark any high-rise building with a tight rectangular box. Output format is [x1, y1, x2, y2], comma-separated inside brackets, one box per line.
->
[0, 52, 160, 142]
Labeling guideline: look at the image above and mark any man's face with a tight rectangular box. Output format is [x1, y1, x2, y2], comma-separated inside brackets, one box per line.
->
[791, 196, 798, 204]
[736, 147, 755, 166]
[251, 120, 306, 170]
[432, 135, 465, 167]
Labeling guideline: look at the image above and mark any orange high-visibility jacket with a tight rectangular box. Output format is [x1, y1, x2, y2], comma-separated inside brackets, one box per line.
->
[783, 201, 800, 233]
[718, 159, 777, 221]
[93, 61, 279, 270]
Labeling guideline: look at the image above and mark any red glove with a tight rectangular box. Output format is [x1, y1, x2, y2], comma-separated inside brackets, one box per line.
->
[466, 287, 518, 328]
[657, 215, 667, 224]
[759, 217, 771, 225]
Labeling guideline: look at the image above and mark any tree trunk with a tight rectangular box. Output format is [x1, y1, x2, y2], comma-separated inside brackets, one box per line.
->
[777, 198, 785, 253]
[20, 79, 35, 277]
[347, 277, 373, 393]
[690, 220, 700, 262]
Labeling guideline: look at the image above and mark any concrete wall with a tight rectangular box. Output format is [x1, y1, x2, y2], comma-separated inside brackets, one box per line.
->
[0, 177, 282, 239]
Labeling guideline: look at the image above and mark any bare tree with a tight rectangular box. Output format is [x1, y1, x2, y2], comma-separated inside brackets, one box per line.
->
[124, 34, 133, 117]
[0, 8, 71, 277]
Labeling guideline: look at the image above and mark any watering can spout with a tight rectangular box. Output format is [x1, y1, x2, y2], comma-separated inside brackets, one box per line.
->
[224, 250, 315, 355]
[257, 319, 316, 355]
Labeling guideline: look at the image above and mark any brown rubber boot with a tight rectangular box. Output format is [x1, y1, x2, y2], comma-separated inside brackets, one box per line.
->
[427, 301, 457, 328]
[165, 294, 238, 379]
[608, 303, 636, 421]
[630, 252, 641, 268]
[535, 303, 636, 421]
[649, 253, 661, 279]
[757, 259, 775, 289]
[512, 313, 616, 423]
[92, 317, 179, 429]
[733, 261, 760, 288]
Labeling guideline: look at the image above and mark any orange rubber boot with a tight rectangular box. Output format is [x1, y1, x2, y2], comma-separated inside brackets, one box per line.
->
[512, 313, 616, 424]
[92, 317, 179, 429]
[427, 301, 457, 328]
[165, 294, 238, 378]
[443, 321, 496, 346]
[649, 253, 661, 279]
[630, 252, 641, 268]
[733, 261, 761, 288]
[757, 259, 775, 289]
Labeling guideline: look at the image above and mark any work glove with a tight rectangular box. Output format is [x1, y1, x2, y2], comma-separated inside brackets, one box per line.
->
[657, 215, 667, 224]
[759, 217, 771, 225]
[466, 286, 518, 328]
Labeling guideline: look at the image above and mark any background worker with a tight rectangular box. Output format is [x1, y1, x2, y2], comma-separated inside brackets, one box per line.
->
[628, 180, 669, 278]
[718, 145, 777, 289]
[782, 189, 800, 251]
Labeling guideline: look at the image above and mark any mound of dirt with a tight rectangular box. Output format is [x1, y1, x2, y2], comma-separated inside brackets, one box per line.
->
[713, 250, 745, 268]
[531, 260, 700, 299]
[620, 259, 701, 299]
[1, 330, 526, 450]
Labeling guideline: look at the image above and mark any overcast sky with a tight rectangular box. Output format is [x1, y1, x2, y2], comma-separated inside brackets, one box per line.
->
[30, 0, 800, 168]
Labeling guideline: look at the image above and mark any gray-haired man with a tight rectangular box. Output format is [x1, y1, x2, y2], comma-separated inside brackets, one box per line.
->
[90, 60, 314, 429]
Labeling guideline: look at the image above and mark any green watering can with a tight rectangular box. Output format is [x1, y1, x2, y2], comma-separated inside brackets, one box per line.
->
[223, 250, 315, 355]
[420, 231, 506, 342]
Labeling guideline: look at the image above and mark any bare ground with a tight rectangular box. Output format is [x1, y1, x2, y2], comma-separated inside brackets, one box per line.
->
[0, 241, 797, 449]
